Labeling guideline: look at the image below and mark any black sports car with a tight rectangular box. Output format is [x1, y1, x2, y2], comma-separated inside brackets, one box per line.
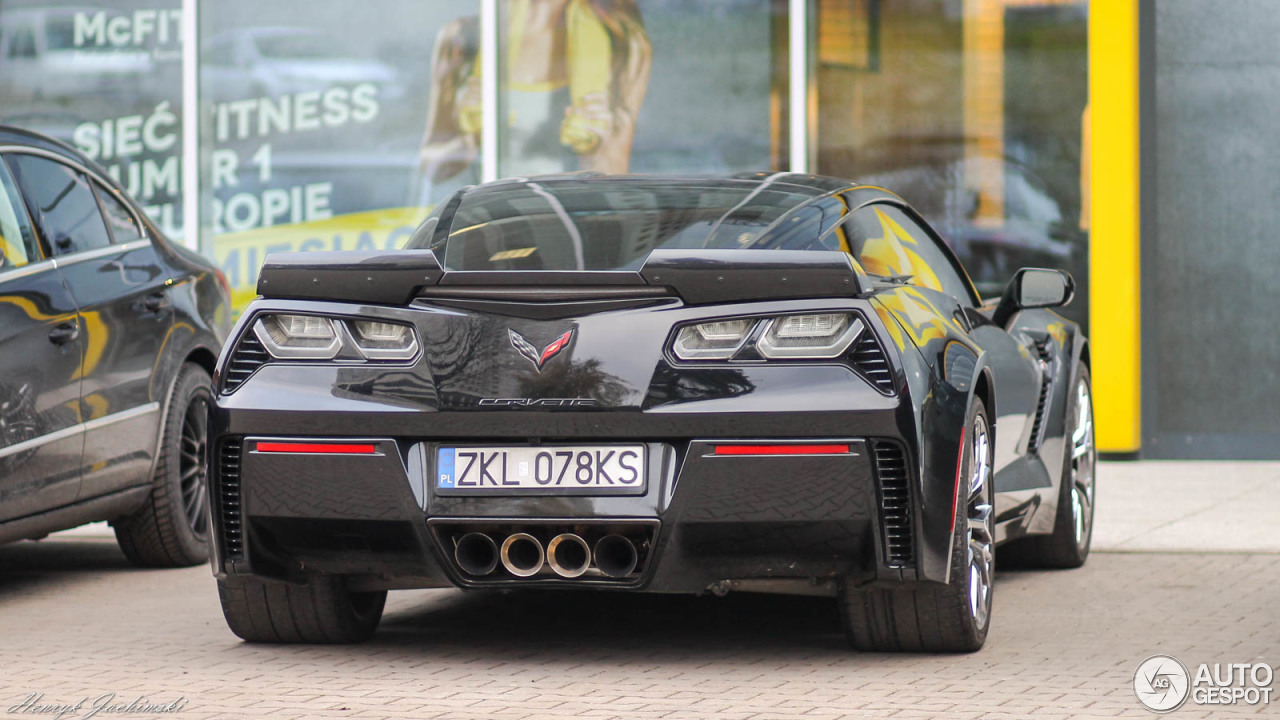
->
[208, 173, 1095, 652]
[0, 125, 230, 565]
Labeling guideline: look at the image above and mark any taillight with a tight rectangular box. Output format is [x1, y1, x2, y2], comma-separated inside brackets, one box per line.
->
[756, 313, 864, 359]
[349, 320, 419, 360]
[254, 314, 341, 359]
[669, 312, 864, 362]
[671, 319, 753, 360]
[249, 314, 419, 362]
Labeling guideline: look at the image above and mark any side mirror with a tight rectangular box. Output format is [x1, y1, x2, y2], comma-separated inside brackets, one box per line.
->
[992, 267, 1074, 327]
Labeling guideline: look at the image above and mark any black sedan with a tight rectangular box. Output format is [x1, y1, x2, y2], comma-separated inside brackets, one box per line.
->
[208, 173, 1095, 652]
[0, 126, 230, 566]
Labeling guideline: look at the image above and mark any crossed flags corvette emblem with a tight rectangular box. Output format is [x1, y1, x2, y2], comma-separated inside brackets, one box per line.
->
[508, 328, 574, 371]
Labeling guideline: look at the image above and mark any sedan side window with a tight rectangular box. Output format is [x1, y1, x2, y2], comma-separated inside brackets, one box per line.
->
[5, 154, 112, 257]
[94, 183, 146, 244]
[0, 158, 38, 271]
[840, 204, 977, 304]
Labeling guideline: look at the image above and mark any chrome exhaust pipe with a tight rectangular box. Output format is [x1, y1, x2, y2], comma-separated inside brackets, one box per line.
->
[546, 533, 591, 578]
[594, 534, 638, 578]
[500, 533, 545, 577]
[454, 532, 499, 576]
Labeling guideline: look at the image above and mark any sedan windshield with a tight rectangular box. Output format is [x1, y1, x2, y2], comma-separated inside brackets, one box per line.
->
[411, 179, 842, 272]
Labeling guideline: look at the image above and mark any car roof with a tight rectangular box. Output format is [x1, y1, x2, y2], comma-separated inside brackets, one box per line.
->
[0, 124, 93, 166]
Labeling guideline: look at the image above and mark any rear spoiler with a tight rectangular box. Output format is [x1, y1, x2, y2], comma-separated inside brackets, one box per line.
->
[257, 249, 862, 305]
[257, 251, 445, 305]
[638, 250, 860, 304]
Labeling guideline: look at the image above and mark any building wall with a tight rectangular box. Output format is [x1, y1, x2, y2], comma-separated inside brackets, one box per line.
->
[1143, 0, 1280, 457]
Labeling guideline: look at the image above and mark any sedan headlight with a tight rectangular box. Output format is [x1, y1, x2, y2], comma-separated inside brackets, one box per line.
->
[254, 314, 341, 359]
[756, 313, 863, 359]
[672, 319, 753, 360]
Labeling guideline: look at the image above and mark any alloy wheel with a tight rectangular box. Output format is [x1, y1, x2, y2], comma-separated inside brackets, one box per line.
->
[966, 414, 995, 628]
[1069, 380, 1096, 547]
[179, 394, 210, 539]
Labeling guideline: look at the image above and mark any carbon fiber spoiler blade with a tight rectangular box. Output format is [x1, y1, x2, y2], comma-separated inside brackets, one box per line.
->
[257, 248, 861, 305]
[257, 250, 445, 304]
[639, 250, 861, 304]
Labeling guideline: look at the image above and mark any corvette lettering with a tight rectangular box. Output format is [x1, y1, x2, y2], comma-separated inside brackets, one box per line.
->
[478, 398, 597, 407]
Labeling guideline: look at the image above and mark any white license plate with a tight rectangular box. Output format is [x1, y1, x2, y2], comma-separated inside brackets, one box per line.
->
[437, 445, 646, 492]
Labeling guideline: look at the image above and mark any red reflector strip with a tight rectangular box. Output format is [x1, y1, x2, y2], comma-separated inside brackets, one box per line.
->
[255, 442, 378, 455]
[714, 444, 850, 456]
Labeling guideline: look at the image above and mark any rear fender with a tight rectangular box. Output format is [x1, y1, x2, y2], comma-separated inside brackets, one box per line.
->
[872, 291, 987, 585]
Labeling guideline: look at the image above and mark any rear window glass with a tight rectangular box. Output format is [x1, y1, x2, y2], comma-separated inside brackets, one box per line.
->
[410, 180, 840, 272]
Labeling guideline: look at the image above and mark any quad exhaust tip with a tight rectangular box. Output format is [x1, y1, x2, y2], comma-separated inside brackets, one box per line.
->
[455, 530, 641, 579]
[455, 532, 499, 577]
[594, 534, 639, 578]
[547, 533, 591, 578]
[500, 532, 545, 577]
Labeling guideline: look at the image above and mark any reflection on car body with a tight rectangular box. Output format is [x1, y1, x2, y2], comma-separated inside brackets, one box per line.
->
[863, 155, 1084, 300]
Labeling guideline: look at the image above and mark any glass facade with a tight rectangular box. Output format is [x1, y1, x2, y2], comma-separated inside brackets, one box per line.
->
[197, 1, 477, 307]
[815, 0, 1088, 326]
[0, 0, 185, 237]
[0, 0, 1088, 324]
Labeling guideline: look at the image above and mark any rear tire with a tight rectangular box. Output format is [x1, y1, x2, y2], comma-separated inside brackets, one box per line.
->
[1003, 367, 1096, 569]
[112, 363, 212, 567]
[217, 575, 386, 644]
[840, 398, 994, 652]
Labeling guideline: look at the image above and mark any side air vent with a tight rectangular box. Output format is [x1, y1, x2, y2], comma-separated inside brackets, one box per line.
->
[222, 333, 269, 393]
[850, 332, 894, 393]
[217, 439, 244, 561]
[871, 440, 914, 568]
[1027, 338, 1053, 451]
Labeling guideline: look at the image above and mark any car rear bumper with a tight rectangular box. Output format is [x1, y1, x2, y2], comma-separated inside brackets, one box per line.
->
[208, 424, 937, 592]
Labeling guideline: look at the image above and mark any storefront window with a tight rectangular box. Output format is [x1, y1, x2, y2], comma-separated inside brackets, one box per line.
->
[815, 0, 1088, 328]
[493, 0, 790, 178]
[0, 0, 1087, 320]
[0, 0, 185, 239]
[199, 1, 478, 307]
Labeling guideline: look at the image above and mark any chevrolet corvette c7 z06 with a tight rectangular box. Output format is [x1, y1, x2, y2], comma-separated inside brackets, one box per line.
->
[208, 173, 1094, 651]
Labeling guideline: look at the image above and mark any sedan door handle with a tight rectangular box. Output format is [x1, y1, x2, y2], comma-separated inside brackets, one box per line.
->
[143, 291, 168, 312]
[48, 322, 80, 345]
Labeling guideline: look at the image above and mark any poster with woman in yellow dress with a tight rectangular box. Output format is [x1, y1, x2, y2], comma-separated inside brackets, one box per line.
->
[418, 0, 651, 198]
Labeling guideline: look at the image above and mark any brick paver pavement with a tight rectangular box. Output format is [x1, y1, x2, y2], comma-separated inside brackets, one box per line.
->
[0, 538, 1275, 719]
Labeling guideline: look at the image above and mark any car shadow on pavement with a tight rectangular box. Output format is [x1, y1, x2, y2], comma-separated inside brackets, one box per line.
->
[375, 588, 851, 654]
[0, 538, 133, 595]
[368, 572, 1020, 656]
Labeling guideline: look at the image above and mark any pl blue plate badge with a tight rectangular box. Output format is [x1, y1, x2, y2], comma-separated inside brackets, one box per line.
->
[437, 447, 456, 488]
